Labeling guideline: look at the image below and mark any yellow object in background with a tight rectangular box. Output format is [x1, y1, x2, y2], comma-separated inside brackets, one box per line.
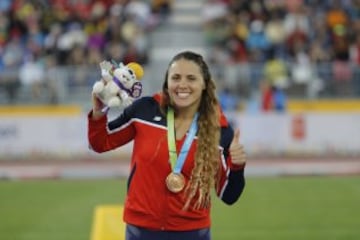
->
[0, 105, 82, 116]
[90, 205, 125, 240]
[287, 99, 360, 112]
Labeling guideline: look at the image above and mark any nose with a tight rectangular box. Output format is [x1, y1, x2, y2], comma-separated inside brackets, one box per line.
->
[177, 83, 188, 90]
[177, 78, 188, 87]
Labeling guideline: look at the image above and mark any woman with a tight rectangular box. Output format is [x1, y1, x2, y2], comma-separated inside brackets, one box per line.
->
[88, 51, 246, 240]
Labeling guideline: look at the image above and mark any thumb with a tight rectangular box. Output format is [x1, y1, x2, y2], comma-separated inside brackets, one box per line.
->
[231, 128, 240, 145]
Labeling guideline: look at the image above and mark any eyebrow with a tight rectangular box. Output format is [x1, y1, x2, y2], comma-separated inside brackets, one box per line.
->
[171, 73, 197, 77]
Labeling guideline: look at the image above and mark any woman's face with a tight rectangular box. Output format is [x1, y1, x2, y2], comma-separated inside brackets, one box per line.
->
[167, 59, 205, 110]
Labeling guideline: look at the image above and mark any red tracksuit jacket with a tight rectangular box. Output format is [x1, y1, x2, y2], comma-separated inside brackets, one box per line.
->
[88, 93, 246, 231]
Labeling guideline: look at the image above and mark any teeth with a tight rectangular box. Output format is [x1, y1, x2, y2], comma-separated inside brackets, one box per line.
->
[177, 93, 190, 98]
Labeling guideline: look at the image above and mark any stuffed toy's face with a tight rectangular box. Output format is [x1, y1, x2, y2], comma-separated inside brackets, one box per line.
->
[114, 66, 137, 89]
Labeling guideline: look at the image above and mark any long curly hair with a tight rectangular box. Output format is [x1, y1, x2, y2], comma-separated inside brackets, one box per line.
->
[160, 51, 221, 209]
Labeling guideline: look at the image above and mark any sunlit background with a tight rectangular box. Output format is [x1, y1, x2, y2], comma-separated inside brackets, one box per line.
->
[0, 0, 360, 239]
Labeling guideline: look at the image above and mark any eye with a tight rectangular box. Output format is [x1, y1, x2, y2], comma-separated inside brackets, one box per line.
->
[187, 75, 196, 81]
[128, 69, 134, 75]
[171, 74, 180, 81]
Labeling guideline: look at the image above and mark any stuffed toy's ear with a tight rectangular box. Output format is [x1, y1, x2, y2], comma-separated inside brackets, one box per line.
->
[127, 62, 144, 80]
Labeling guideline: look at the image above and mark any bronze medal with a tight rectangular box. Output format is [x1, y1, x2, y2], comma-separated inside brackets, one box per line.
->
[166, 172, 185, 193]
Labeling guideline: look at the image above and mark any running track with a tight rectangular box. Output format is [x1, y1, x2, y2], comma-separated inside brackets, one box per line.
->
[0, 158, 359, 180]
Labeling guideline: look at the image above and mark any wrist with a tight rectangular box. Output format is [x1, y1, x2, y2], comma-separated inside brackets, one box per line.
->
[230, 161, 246, 171]
[92, 109, 105, 120]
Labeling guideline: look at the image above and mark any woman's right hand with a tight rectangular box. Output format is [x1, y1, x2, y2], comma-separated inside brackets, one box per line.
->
[92, 93, 105, 120]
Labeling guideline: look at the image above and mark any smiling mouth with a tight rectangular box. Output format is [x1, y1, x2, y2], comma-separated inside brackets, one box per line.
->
[176, 92, 190, 98]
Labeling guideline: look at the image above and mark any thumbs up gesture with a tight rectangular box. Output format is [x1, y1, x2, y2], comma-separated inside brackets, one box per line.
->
[229, 128, 246, 166]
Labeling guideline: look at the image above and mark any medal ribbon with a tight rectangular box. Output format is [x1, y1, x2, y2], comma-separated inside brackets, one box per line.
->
[167, 108, 199, 174]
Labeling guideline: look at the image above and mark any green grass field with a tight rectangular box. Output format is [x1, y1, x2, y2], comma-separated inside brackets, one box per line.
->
[0, 176, 359, 240]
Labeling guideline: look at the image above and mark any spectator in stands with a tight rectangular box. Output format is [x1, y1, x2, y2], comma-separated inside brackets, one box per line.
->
[0, 71, 20, 104]
[291, 40, 325, 99]
[219, 86, 240, 112]
[225, 13, 249, 63]
[151, 0, 173, 22]
[88, 51, 246, 240]
[263, 48, 289, 88]
[350, 32, 360, 66]
[246, 20, 270, 62]
[259, 80, 287, 112]
[283, 5, 310, 58]
[0, 30, 23, 103]
[264, 9, 286, 58]
[272, 85, 287, 112]
[19, 54, 45, 100]
[260, 80, 273, 112]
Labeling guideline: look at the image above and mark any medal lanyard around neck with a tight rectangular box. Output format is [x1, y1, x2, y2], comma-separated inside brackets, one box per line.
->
[167, 107, 199, 174]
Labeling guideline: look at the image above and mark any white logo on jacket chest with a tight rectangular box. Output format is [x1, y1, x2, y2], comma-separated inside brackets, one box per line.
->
[153, 116, 162, 121]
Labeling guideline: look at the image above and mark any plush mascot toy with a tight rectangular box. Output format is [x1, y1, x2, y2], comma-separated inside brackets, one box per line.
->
[93, 60, 144, 112]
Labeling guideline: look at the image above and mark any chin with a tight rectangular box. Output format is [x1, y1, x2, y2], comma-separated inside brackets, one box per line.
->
[173, 103, 188, 108]
[174, 101, 199, 110]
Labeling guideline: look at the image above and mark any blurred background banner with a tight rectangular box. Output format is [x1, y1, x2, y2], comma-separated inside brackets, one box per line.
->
[1, 110, 360, 159]
[0, 113, 86, 156]
[229, 112, 360, 156]
[0, 107, 134, 160]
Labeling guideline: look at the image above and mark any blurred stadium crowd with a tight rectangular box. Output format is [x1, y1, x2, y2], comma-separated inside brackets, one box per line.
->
[0, 0, 171, 104]
[0, 0, 359, 108]
[204, 0, 360, 111]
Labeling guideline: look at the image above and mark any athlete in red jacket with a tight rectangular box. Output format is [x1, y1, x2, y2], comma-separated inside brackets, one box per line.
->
[88, 51, 246, 240]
